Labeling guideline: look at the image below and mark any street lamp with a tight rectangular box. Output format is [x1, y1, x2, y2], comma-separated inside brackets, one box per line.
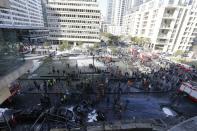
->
[93, 54, 95, 68]
[90, 52, 95, 68]
[90, 52, 95, 93]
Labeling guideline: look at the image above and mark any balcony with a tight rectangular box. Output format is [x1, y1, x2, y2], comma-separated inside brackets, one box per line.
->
[158, 34, 169, 39]
[155, 44, 164, 51]
[160, 24, 171, 29]
[163, 16, 175, 19]
[156, 38, 168, 45]
[193, 29, 197, 33]
[163, 11, 175, 19]
[156, 41, 166, 45]
[163, 7, 175, 17]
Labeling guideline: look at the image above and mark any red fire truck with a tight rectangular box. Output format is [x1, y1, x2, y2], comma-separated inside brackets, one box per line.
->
[179, 81, 197, 102]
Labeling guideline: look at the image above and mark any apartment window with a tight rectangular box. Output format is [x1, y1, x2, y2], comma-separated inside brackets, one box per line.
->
[169, 0, 174, 4]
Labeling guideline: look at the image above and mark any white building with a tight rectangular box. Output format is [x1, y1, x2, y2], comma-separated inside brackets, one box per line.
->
[100, 14, 108, 33]
[125, 0, 147, 9]
[123, 0, 197, 53]
[0, 0, 44, 28]
[101, 23, 108, 33]
[106, 0, 148, 36]
[46, 0, 101, 44]
[107, 25, 123, 36]
[106, 0, 126, 35]
[107, 0, 150, 25]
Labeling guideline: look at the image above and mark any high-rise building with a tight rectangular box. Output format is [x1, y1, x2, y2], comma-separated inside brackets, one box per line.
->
[106, 0, 126, 35]
[107, 0, 126, 26]
[106, 0, 148, 35]
[107, 0, 149, 25]
[123, 0, 197, 53]
[0, 0, 47, 104]
[42, 0, 49, 27]
[0, 0, 48, 44]
[46, 0, 101, 44]
[107, 0, 114, 24]
[0, 0, 44, 28]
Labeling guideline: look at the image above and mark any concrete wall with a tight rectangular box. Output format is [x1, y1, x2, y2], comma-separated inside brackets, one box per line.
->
[0, 61, 33, 104]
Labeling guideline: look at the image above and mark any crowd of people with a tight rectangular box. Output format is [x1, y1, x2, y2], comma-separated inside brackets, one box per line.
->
[22, 50, 197, 122]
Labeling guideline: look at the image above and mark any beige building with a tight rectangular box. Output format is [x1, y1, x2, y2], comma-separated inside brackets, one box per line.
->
[46, 0, 101, 44]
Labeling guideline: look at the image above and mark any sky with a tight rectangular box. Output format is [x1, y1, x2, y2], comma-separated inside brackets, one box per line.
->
[98, 0, 107, 17]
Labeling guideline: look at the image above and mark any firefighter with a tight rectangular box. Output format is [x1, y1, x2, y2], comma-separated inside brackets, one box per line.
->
[43, 80, 47, 93]
[60, 94, 67, 104]
[63, 70, 66, 76]
[52, 66, 55, 74]
[53, 78, 56, 85]
[47, 80, 53, 89]
[33, 80, 40, 91]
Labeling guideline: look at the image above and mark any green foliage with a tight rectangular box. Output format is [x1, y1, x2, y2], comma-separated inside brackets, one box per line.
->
[43, 42, 50, 47]
[130, 36, 150, 46]
[77, 41, 83, 48]
[130, 36, 139, 44]
[101, 33, 121, 45]
[87, 46, 94, 52]
[108, 40, 113, 46]
[110, 47, 118, 54]
[109, 35, 121, 42]
[93, 43, 99, 48]
[174, 50, 184, 56]
[58, 41, 71, 51]
[101, 32, 113, 38]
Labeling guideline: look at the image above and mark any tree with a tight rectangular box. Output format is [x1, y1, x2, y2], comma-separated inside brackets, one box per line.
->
[87, 46, 94, 53]
[77, 41, 83, 48]
[43, 42, 49, 47]
[110, 47, 118, 55]
[101, 33, 121, 46]
[101, 32, 113, 38]
[130, 36, 140, 45]
[58, 41, 71, 51]
[108, 35, 121, 45]
[139, 37, 150, 46]
[93, 43, 99, 48]
[143, 38, 151, 46]
[130, 36, 150, 46]
[174, 50, 184, 56]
